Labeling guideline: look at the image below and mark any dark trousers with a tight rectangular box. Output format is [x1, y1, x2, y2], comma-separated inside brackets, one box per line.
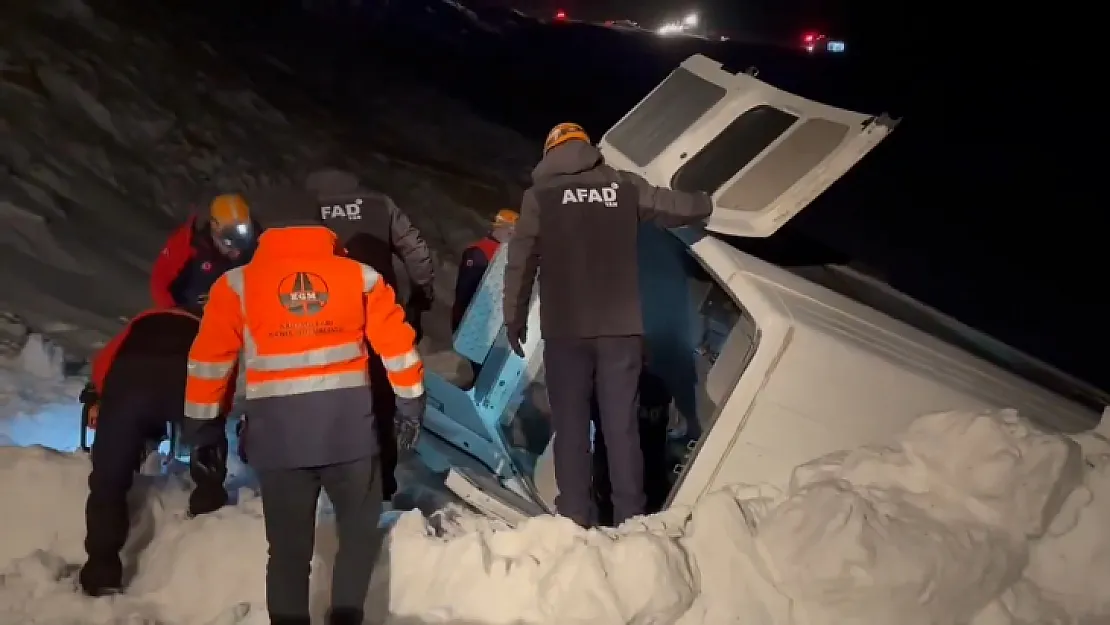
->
[256, 456, 383, 620]
[369, 353, 398, 499]
[592, 407, 671, 526]
[545, 335, 644, 527]
[84, 393, 227, 592]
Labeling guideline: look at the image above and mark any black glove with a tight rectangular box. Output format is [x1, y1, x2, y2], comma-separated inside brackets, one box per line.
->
[506, 322, 527, 357]
[79, 382, 98, 406]
[405, 283, 433, 313]
[188, 439, 229, 517]
[181, 416, 225, 449]
[394, 395, 426, 453]
[395, 418, 421, 453]
[417, 283, 435, 310]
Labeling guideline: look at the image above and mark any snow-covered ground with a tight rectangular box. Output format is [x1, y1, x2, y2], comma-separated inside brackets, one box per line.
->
[2, 332, 1110, 624]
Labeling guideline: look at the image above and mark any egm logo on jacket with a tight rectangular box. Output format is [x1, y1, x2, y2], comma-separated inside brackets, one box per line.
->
[278, 272, 330, 316]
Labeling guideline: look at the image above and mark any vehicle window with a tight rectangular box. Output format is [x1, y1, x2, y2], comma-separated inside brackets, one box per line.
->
[685, 253, 758, 415]
[716, 117, 852, 211]
[671, 104, 797, 196]
[638, 226, 756, 430]
[635, 229, 759, 509]
[696, 275, 742, 364]
[605, 67, 727, 167]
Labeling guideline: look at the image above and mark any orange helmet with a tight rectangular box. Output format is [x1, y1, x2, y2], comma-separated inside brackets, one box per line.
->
[493, 209, 519, 226]
[209, 193, 250, 227]
[207, 194, 257, 254]
[543, 122, 590, 154]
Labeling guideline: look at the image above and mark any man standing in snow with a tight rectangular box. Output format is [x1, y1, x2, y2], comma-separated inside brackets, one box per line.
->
[502, 122, 712, 527]
[78, 306, 232, 597]
[306, 168, 435, 502]
[183, 206, 425, 625]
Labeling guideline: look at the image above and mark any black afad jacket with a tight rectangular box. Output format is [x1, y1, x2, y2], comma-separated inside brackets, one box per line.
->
[306, 168, 435, 294]
[502, 141, 712, 339]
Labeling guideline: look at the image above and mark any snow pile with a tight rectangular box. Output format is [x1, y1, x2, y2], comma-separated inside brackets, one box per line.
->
[753, 409, 1082, 625]
[387, 409, 1100, 625]
[0, 444, 275, 625]
[1, 408, 1106, 624]
[978, 428, 1110, 624]
[18, 333, 67, 381]
[1, 331, 83, 439]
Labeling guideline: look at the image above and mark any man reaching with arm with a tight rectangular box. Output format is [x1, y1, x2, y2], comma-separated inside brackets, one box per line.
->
[502, 122, 711, 528]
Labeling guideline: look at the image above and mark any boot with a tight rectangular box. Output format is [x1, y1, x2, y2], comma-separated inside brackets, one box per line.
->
[269, 617, 311, 625]
[78, 554, 123, 597]
[188, 439, 229, 517]
[327, 607, 365, 625]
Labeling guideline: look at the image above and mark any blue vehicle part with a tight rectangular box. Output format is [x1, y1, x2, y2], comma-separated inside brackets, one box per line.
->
[417, 243, 546, 501]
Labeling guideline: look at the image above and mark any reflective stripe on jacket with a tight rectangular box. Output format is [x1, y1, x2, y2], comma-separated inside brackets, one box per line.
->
[184, 225, 424, 469]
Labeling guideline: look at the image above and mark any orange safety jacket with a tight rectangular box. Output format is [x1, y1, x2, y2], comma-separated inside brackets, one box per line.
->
[183, 226, 423, 436]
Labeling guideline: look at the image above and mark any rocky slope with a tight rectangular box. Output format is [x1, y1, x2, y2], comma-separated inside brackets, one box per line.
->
[0, 0, 534, 363]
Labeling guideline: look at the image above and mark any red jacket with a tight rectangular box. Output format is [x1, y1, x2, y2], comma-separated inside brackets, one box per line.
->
[90, 307, 200, 394]
[151, 215, 255, 309]
[451, 235, 501, 332]
[150, 215, 200, 308]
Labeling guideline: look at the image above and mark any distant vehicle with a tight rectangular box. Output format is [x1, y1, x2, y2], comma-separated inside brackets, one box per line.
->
[554, 9, 567, 21]
[802, 30, 847, 54]
[657, 12, 701, 37]
[604, 19, 639, 29]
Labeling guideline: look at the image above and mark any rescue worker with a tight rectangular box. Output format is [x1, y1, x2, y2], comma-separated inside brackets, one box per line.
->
[502, 122, 713, 527]
[451, 209, 518, 333]
[183, 208, 426, 625]
[78, 307, 231, 597]
[150, 193, 262, 311]
[305, 168, 434, 501]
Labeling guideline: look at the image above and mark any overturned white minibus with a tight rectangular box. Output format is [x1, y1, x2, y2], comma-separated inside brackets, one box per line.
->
[414, 54, 1108, 524]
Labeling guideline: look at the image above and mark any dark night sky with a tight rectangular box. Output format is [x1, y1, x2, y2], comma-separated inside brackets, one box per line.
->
[499, 0, 1107, 390]
[191, 0, 1103, 390]
[456, 0, 1104, 390]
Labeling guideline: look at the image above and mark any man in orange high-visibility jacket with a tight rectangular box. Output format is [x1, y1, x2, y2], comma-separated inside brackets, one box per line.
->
[183, 217, 425, 625]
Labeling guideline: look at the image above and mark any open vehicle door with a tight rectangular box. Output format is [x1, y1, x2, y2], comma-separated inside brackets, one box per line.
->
[418, 243, 552, 525]
[598, 54, 898, 238]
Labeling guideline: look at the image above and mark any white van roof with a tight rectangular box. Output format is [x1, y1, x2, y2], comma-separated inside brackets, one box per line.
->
[739, 251, 1103, 430]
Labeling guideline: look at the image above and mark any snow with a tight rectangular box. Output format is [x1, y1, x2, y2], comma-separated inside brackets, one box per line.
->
[3, 379, 1110, 624]
[4, 1, 1110, 624]
[0, 329, 85, 449]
